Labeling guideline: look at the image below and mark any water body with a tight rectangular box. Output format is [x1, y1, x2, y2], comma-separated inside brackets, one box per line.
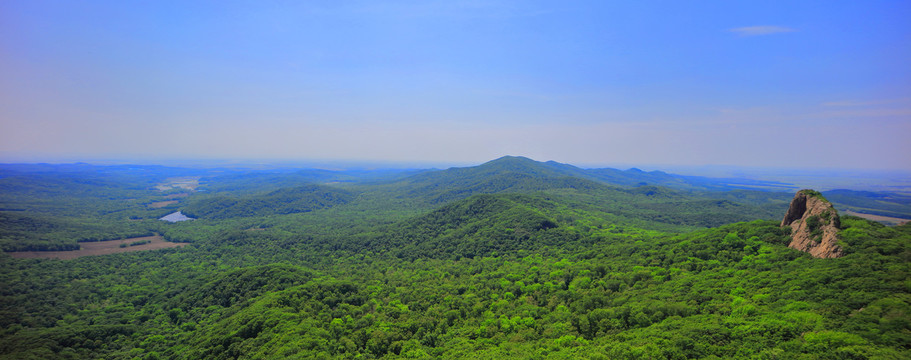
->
[160, 211, 194, 222]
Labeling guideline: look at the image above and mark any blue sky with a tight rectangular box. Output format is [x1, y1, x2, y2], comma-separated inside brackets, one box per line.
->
[1, 1, 909, 170]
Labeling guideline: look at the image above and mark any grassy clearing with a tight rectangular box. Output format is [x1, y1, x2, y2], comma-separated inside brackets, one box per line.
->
[148, 200, 179, 208]
[6, 234, 188, 260]
[844, 210, 910, 226]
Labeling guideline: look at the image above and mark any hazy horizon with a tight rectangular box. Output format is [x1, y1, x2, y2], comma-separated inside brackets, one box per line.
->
[3, 153, 911, 173]
[2, 1, 909, 171]
[3, 154, 910, 192]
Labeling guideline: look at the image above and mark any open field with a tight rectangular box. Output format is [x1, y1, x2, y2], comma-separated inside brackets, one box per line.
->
[155, 177, 200, 191]
[6, 235, 188, 260]
[149, 200, 178, 209]
[845, 210, 910, 226]
[148, 200, 179, 208]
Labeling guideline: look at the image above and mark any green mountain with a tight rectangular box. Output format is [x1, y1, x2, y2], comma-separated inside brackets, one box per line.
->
[406, 155, 795, 192]
[362, 156, 785, 228]
[387, 156, 609, 203]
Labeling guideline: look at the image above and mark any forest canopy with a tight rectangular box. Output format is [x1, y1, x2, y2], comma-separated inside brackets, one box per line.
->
[1, 158, 909, 359]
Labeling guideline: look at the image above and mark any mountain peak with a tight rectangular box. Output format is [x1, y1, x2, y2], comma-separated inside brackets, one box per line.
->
[476, 156, 563, 175]
[483, 155, 537, 165]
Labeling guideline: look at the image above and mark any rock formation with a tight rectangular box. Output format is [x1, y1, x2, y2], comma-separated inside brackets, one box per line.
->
[781, 189, 843, 258]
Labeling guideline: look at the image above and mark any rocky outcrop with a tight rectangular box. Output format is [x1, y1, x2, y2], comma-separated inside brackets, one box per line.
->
[781, 190, 843, 258]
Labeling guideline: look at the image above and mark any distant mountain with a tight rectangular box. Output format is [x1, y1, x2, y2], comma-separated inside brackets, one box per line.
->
[400, 156, 907, 223]
[396, 156, 796, 196]
[344, 156, 788, 228]
[389, 156, 615, 204]
[542, 158, 795, 192]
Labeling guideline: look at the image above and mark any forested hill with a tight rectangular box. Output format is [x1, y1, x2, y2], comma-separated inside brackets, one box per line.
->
[400, 156, 796, 193]
[398, 156, 793, 191]
[1, 158, 910, 358]
[352, 156, 788, 227]
[383, 156, 623, 205]
[374, 156, 909, 221]
[182, 185, 354, 220]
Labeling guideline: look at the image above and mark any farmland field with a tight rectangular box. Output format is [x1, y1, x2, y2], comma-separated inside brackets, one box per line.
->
[154, 177, 200, 191]
[844, 209, 911, 226]
[7, 234, 187, 260]
[148, 200, 179, 208]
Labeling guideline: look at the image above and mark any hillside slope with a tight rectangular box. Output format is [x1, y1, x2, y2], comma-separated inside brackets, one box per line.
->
[182, 184, 354, 220]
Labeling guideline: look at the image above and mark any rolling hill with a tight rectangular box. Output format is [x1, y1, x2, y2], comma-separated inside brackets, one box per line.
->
[182, 184, 355, 220]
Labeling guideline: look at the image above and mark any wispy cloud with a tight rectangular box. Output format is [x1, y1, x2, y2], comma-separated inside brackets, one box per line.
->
[814, 108, 911, 118]
[729, 26, 796, 36]
[822, 98, 911, 107]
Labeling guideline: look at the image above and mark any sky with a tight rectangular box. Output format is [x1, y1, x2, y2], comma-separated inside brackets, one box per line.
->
[1, 1, 910, 170]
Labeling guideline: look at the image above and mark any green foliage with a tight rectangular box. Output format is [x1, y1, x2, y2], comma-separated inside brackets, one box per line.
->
[368, 194, 565, 260]
[800, 189, 828, 201]
[173, 264, 314, 309]
[182, 185, 353, 220]
[0, 212, 157, 251]
[806, 215, 821, 230]
[1, 161, 909, 359]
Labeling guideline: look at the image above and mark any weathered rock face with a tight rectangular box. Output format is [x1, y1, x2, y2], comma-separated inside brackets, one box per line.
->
[781, 189, 843, 258]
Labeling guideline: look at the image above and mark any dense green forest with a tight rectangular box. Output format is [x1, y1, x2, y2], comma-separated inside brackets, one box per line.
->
[1, 157, 909, 359]
[182, 185, 355, 220]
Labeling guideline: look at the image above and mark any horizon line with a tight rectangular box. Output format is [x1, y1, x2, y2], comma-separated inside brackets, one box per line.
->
[1, 154, 910, 175]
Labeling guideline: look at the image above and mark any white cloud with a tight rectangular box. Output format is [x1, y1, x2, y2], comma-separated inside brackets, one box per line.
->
[729, 26, 796, 36]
